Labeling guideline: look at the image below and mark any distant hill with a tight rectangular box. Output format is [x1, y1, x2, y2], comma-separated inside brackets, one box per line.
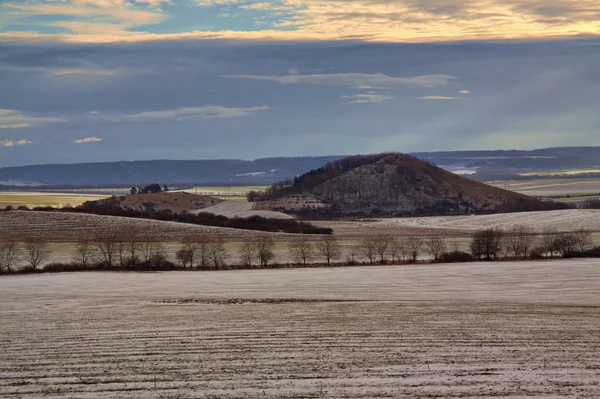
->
[0, 157, 344, 186]
[413, 146, 600, 180]
[82, 192, 222, 213]
[254, 153, 542, 217]
[1, 146, 600, 187]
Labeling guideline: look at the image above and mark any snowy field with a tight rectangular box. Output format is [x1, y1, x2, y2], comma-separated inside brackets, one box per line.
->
[1, 260, 599, 398]
[193, 201, 294, 219]
[368, 209, 600, 232]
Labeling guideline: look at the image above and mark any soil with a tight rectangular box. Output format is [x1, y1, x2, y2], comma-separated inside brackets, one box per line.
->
[1, 260, 599, 398]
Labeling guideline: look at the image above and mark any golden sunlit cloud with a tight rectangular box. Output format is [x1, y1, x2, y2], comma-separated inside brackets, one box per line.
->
[1, 0, 599, 43]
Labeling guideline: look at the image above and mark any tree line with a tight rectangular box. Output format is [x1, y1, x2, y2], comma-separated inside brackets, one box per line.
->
[1, 226, 597, 275]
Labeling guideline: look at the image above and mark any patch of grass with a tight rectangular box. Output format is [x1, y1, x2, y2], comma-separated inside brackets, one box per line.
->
[0, 192, 108, 208]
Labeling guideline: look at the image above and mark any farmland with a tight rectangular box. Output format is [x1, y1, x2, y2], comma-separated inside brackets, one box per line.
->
[487, 178, 600, 197]
[181, 186, 269, 202]
[2, 209, 600, 268]
[0, 191, 109, 208]
[1, 260, 599, 398]
[519, 169, 600, 177]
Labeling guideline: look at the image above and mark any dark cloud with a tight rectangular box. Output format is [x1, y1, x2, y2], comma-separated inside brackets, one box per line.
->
[0, 39, 599, 166]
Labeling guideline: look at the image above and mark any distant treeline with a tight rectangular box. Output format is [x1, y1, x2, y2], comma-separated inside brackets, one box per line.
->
[6, 205, 332, 235]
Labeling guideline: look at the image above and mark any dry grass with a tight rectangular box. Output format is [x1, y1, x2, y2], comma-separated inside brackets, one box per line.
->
[519, 169, 600, 177]
[1, 260, 599, 398]
[0, 191, 108, 208]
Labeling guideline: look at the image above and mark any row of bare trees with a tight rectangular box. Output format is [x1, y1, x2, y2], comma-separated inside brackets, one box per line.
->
[353, 234, 448, 264]
[1, 225, 596, 273]
[470, 226, 593, 260]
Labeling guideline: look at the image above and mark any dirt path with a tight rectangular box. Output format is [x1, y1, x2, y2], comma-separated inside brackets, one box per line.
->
[1, 260, 599, 398]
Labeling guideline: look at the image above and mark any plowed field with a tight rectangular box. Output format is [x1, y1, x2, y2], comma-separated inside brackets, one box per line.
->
[1, 260, 599, 398]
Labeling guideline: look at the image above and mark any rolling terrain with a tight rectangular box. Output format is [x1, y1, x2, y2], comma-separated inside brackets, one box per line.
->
[1, 261, 599, 398]
[82, 192, 223, 214]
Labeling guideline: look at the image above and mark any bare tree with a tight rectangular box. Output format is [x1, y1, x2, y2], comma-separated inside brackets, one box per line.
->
[140, 242, 168, 267]
[541, 227, 558, 258]
[116, 239, 129, 268]
[574, 228, 592, 253]
[0, 240, 19, 273]
[73, 240, 95, 268]
[373, 234, 392, 264]
[406, 236, 424, 263]
[239, 242, 256, 268]
[254, 235, 275, 267]
[95, 233, 119, 267]
[555, 232, 578, 258]
[470, 228, 504, 261]
[426, 236, 447, 262]
[178, 235, 202, 268]
[315, 235, 341, 266]
[388, 239, 407, 263]
[23, 238, 50, 270]
[506, 225, 535, 259]
[176, 247, 193, 267]
[208, 238, 228, 269]
[289, 239, 315, 266]
[358, 236, 378, 264]
[124, 230, 142, 267]
[150, 243, 168, 267]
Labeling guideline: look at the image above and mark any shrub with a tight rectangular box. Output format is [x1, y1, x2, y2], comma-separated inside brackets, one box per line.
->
[440, 251, 476, 263]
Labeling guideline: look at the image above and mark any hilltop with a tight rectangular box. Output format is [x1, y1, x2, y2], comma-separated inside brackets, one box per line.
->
[83, 192, 223, 214]
[254, 153, 545, 217]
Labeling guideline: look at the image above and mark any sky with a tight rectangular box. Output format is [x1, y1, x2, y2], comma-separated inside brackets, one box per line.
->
[0, 0, 599, 167]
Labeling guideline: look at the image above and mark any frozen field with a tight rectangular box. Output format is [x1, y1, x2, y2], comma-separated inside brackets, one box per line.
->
[1, 260, 599, 398]
[0, 211, 280, 242]
[487, 178, 600, 197]
[194, 201, 294, 219]
[368, 209, 600, 232]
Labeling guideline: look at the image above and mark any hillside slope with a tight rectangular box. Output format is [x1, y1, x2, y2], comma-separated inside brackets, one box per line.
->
[83, 192, 223, 213]
[256, 153, 540, 217]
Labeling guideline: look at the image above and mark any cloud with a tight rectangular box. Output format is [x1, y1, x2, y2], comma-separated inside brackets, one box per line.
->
[2, 0, 600, 43]
[1, 139, 32, 147]
[341, 93, 394, 104]
[118, 105, 271, 121]
[1, 0, 166, 37]
[74, 137, 103, 144]
[53, 69, 116, 76]
[0, 109, 66, 128]
[223, 73, 456, 87]
[419, 96, 461, 100]
[459, 90, 470, 94]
